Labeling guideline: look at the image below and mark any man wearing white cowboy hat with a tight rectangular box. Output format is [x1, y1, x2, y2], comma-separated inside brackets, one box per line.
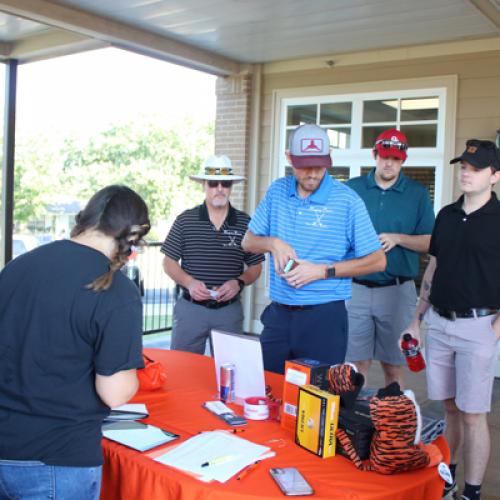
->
[161, 155, 265, 354]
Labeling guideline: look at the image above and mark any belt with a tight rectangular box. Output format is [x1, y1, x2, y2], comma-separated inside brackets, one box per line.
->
[273, 301, 314, 311]
[182, 291, 239, 309]
[432, 306, 499, 321]
[353, 277, 413, 288]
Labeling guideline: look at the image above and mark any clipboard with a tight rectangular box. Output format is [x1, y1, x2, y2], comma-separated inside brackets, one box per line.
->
[102, 421, 179, 452]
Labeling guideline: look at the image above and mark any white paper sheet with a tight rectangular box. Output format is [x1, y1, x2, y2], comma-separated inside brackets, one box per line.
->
[210, 329, 266, 402]
[154, 430, 274, 483]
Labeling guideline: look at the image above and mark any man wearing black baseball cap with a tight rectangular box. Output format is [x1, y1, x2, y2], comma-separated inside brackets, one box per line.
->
[403, 139, 500, 500]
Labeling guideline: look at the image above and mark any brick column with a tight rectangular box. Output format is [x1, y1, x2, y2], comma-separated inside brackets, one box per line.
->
[215, 72, 252, 211]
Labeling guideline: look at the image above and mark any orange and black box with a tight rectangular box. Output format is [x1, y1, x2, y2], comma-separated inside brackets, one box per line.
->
[295, 384, 340, 458]
[281, 359, 331, 435]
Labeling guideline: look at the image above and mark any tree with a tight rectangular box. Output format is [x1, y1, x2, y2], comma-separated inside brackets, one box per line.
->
[61, 119, 213, 237]
[14, 136, 62, 228]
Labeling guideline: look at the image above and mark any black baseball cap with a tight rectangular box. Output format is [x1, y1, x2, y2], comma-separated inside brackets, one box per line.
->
[450, 139, 500, 171]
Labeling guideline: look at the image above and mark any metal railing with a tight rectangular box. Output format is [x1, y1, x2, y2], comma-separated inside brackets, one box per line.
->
[133, 242, 176, 335]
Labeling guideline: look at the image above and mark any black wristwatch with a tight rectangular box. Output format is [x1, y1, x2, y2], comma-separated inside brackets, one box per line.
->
[325, 266, 336, 279]
[237, 278, 246, 292]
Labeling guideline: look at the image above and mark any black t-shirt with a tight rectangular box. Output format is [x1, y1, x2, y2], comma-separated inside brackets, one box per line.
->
[429, 192, 500, 310]
[0, 240, 144, 466]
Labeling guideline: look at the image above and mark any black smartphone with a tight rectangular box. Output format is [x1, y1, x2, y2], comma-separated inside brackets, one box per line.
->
[269, 467, 314, 496]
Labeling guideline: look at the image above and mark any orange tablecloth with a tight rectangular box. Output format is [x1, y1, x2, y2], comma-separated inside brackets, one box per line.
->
[101, 348, 448, 500]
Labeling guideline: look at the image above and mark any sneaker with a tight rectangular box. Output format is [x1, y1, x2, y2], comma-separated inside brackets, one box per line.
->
[443, 480, 458, 499]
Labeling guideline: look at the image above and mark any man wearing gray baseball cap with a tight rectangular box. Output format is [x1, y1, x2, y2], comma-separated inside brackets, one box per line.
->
[242, 124, 386, 373]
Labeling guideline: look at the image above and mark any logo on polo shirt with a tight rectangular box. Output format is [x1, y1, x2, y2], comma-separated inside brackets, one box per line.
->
[222, 229, 241, 247]
[306, 206, 331, 228]
[301, 138, 323, 153]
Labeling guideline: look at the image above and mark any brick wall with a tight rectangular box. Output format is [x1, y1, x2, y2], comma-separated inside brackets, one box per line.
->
[215, 73, 252, 211]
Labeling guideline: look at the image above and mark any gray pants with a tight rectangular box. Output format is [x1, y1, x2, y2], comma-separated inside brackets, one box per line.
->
[345, 281, 417, 366]
[171, 297, 244, 355]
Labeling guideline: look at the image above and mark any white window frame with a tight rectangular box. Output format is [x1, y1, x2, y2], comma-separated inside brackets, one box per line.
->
[271, 76, 458, 213]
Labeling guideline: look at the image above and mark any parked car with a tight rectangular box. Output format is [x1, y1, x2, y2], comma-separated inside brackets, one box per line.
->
[12, 234, 39, 259]
[121, 251, 144, 296]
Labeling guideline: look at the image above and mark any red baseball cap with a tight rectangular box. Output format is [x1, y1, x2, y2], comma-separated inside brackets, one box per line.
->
[374, 129, 408, 161]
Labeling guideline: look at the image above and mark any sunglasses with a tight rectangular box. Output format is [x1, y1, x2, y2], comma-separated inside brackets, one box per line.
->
[207, 180, 233, 188]
[375, 139, 408, 151]
[205, 167, 233, 175]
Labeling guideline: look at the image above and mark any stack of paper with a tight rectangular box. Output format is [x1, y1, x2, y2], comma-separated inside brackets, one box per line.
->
[154, 430, 274, 483]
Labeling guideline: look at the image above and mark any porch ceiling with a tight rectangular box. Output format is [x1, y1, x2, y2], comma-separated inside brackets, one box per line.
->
[0, 0, 499, 75]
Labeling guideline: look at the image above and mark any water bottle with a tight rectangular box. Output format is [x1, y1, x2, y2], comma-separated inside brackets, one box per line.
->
[401, 333, 426, 372]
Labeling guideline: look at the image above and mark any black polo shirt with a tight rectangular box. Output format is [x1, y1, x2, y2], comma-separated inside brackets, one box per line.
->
[161, 202, 265, 288]
[429, 192, 500, 310]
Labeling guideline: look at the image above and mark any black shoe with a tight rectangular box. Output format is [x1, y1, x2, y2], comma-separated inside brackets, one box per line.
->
[443, 480, 458, 499]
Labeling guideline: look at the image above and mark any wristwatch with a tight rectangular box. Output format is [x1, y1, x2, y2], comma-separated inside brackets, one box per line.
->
[325, 266, 336, 279]
[237, 278, 246, 292]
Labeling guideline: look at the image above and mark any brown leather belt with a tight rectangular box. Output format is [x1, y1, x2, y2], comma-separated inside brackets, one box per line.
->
[433, 306, 499, 320]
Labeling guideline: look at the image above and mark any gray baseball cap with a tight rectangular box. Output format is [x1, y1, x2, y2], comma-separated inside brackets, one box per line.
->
[288, 124, 332, 168]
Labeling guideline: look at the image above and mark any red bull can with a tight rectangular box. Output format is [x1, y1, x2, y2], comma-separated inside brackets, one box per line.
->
[220, 363, 235, 403]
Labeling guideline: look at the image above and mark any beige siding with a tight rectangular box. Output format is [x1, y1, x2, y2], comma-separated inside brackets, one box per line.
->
[249, 48, 500, 327]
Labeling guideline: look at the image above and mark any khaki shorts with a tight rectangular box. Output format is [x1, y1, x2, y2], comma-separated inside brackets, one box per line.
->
[424, 307, 499, 413]
[346, 281, 417, 366]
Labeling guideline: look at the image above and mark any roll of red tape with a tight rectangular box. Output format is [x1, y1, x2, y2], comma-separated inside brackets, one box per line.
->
[244, 397, 270, 420]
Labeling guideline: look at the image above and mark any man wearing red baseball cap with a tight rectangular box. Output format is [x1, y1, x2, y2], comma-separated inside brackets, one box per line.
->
[345, 128, 434, 387]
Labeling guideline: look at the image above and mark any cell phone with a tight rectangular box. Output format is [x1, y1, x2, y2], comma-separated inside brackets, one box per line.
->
[269, 467, 314, 496]
[203, 401, 247, 427]
[283, 259, 298, 274]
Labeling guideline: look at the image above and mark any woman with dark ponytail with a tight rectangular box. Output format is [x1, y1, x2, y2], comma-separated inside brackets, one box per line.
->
[0, 185, 150, 500]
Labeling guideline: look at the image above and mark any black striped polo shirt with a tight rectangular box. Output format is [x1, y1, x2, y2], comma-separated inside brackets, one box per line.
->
[161, 202, 265, 288]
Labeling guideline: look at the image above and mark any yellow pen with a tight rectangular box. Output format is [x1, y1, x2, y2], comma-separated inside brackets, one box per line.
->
[201, 455, 236, 467]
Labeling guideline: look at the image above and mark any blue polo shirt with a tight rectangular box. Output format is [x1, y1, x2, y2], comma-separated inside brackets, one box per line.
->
[346, 168, 434, 282]
[249, 173, 380, 305]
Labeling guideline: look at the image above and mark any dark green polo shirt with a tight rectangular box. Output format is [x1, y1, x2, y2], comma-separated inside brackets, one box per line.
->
[346, 169, 435, 282]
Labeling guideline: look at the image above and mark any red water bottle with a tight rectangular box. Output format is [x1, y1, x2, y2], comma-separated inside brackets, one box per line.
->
[401, 333, 426, 372]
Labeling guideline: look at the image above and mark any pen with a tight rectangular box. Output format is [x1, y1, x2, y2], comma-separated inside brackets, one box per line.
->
[236, 461, 260, 480]
[201, 455, 236, 467]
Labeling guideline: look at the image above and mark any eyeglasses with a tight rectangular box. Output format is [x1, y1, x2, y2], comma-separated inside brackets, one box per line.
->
[375, 139, 408, 151]
[207, 180, 233, 188]
[204, 167, 233, 175]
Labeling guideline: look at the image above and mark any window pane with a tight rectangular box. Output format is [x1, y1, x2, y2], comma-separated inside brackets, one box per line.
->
[327, 127, 351, 149]
[401, 124, 437, 147]
[401, 97, 438, 121]
[285, 166, 349, 182]
[319, 102, 352, 124]
[328, 167, 350, 182]
[362, 126, 389, 148]
[363, 99, 397, 123]
[287, 105, 317, 125]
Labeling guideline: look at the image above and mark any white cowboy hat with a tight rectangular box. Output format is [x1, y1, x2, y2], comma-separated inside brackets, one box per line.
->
[189, 155, 246, 183]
